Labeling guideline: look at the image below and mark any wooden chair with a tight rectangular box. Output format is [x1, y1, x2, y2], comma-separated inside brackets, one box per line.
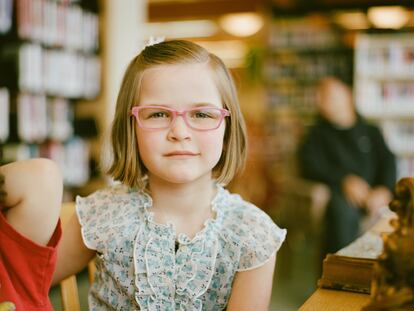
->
[59, 202, 95, 311]
[274, 178, 330, 234]
[268, 177, 330, 278]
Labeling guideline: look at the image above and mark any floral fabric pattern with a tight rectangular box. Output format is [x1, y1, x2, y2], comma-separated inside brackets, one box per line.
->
[76, 184, 286, 310]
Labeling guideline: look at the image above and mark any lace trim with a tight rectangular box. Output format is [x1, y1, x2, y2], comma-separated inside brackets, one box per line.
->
[133, 223, 220, 309]
[139, 183, 226, 243]
[133, 185, 225, 310]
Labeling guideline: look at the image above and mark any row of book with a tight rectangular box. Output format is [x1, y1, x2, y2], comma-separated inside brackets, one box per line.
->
[12, 43, 100, 98]
[264, 54, 350, 84]
[356, 35, 414, 78]
[13, 0, 99, 52]
[2, 138, 90, 186]
[268, 17, 340, 49]
[267, 85, 317, 114]
[15, 93, 74, 143]
[356, 81, 414, 117]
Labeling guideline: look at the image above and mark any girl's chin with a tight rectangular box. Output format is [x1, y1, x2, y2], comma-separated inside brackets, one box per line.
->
[165, 176, 205, 184]
[151, 172, 212, 185]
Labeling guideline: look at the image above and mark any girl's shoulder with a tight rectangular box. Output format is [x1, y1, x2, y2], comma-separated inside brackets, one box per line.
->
[77, 183, 149, 208]
[216, 188, 287, 271]
[76, 183, 149, 225]
[217, 187, 276, 229]
[75, 183, 150, 251]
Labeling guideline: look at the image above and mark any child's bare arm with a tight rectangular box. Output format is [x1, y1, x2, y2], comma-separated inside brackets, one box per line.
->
[0, 158, 62, 246]
[52, 213, 95, 284]
[226, 254, 276, 311]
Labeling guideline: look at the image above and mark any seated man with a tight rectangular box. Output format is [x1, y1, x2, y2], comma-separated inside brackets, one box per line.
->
[299, 77, 396, 254]
[0, 159, 62, 311]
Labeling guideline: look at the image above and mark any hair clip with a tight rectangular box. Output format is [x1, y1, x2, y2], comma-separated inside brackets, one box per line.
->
[144, 36, 165, 48]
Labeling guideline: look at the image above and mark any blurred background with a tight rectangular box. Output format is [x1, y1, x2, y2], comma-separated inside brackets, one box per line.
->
[1, 0, 414, 310]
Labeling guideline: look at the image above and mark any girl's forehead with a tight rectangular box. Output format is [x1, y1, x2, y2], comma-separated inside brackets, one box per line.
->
[142, 62, 211, 79]
[138, 63, 222, 107]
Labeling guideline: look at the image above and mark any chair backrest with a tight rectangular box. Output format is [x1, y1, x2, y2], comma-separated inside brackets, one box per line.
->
[59, 202, 95, 311]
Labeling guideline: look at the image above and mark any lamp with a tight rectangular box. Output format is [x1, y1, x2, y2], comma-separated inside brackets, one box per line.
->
[368, 6, 411, 29]
[219, 12, 264, 37]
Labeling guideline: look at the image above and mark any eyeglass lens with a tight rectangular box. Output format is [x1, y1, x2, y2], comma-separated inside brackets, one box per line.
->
[137, 107, 225, 130]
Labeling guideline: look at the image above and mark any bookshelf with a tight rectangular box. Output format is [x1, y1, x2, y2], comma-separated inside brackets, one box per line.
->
[264, 15, 352, 184]
[0, 0, 100, 189]
[262, 15, 352, 292]
[354, 33, 414, 179]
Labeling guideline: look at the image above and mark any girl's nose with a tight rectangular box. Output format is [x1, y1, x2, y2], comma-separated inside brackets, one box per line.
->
[167, 116, 191, 141]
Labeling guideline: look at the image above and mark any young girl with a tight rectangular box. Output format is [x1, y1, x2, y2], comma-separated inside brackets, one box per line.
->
[53, 40, 286, 310]
[0, 159, 62, 311]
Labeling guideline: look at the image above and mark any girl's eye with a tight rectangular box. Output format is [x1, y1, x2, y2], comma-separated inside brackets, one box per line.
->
[148, 111, 169, 118]
[194, 112, 211, 118]
[191, 110, 217, 119]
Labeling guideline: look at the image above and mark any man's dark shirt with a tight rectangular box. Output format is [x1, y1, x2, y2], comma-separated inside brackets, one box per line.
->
[299, 116, 396, 192]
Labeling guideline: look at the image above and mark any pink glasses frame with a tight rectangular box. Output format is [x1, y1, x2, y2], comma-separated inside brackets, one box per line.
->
[130, 105, 230, 131]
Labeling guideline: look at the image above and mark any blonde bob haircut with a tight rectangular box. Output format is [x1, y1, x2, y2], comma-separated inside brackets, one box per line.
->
[107, 40, 247, 189]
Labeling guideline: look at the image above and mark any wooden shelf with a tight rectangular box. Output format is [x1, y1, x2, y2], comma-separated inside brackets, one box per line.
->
[0, 0, 101, 188]
[355, 32, 414, 179]
[357, 73, 414, 82]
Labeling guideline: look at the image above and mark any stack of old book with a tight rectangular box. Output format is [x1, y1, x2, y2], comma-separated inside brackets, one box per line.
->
[318, 210, 396, 294]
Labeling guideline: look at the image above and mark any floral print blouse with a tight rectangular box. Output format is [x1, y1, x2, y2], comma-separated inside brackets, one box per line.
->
[76, 183, 286, 311]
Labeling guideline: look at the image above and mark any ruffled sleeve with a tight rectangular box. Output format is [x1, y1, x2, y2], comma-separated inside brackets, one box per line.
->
[76, 191, 103, 251]
[236, 205, 287, 271]
[76, 184, 145, 252]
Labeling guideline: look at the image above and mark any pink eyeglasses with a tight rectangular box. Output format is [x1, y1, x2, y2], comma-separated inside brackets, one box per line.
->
[131, 106, 230, 131]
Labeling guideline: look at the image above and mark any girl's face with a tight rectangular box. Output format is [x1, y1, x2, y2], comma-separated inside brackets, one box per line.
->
[135, 63, 226, 186]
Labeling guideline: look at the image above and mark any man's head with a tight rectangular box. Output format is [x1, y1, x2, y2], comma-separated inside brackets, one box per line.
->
[316, 77, 356, 127]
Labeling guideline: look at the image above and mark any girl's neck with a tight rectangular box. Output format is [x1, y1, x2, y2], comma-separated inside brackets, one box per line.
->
[147, 175, 216, 217]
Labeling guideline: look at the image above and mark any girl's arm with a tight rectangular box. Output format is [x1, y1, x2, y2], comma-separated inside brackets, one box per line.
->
[226, 254, 276, 311]
[52, 213, 96, 284]
[0, 158, 62, 246]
